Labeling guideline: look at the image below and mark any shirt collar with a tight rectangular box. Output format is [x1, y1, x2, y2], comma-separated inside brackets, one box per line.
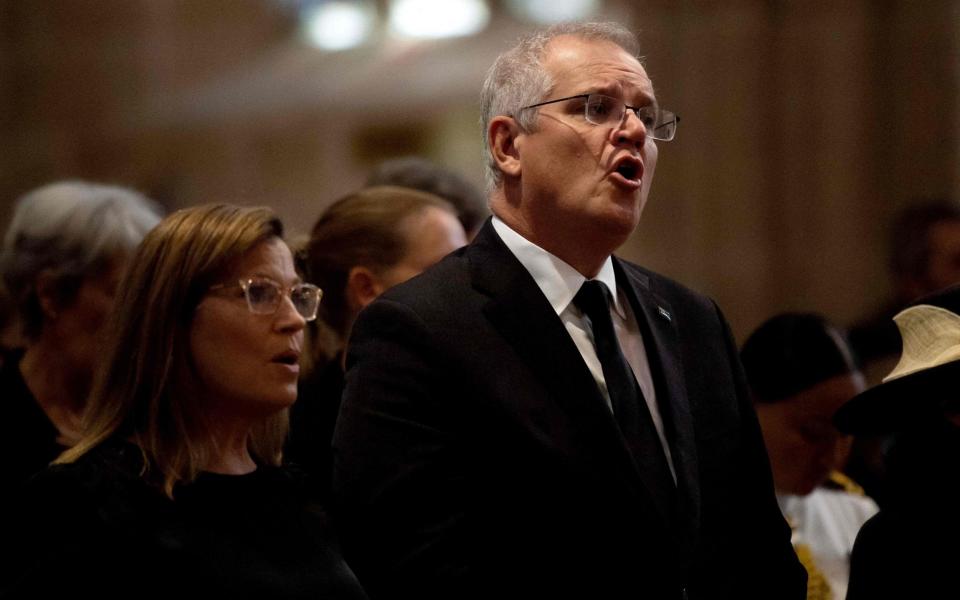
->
[491, 216, 625, 318]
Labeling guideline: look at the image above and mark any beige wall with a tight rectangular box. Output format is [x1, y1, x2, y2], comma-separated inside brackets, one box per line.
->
[2, 0, 958, 341]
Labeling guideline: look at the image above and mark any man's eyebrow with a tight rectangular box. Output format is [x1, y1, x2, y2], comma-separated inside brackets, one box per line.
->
[585, 82, 619, 96]
[629, 88, 657, 107]
[584, 84, 657, 108]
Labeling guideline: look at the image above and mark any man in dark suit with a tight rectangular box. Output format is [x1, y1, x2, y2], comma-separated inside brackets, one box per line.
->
[333, 22, 805, 600]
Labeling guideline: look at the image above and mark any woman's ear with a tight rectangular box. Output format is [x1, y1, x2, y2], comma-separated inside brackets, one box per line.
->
[488, 115, 523, 179]
[345, 266, 385, 314]
[34, 270, 61, 320]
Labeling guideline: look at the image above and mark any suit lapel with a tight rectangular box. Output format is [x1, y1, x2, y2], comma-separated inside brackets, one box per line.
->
[467, 223, 646, 496]
[615, 259, 702, 545]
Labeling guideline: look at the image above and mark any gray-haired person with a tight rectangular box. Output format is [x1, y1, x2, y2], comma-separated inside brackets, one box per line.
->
[0, 180, 162, 495]
[333, 22, 804, 599]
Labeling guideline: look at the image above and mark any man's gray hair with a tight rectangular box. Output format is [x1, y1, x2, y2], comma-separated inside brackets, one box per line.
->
[1, 180, 163, 339]
[479, 22, 641, 191]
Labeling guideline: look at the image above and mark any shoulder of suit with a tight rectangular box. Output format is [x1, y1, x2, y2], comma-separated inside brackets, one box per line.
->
[373, 250, 474, 317]
[614, 255, 712, 307]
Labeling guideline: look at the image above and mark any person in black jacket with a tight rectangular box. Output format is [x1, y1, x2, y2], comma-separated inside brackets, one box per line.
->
[0, 181, 160, 498]
[333, 21, 805, 600]
[836, 283, 960, 599]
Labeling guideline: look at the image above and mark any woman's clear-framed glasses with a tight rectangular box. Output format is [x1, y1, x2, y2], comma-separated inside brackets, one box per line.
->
[520, 93, 680, 141]
[208, 277, 322, 321]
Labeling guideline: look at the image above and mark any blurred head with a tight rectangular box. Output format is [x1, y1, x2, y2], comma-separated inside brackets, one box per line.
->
[891, 199, 960, 302]
[741, 313, 866, 496]
[366, 156, 488, 239]
[482, 23, 664, 272]
[61, 204, 303, 496]
[835, 283, 960, 436]
[0, 282, 17, 350]
[300, 186, 466, 353]
[0, 180, 161, 387]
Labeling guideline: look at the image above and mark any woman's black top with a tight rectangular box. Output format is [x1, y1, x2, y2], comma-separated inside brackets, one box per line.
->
[285, 354, 345, 501]
[0, 440, 368, 599]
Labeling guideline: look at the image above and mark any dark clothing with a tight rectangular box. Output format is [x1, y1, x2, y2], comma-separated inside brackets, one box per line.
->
[0, 440, 368, 600]
[0, 350, 65, 497]
[286, 355, 346, 501]
[846, 420, 960, 598]
[333, 221, 805, 600]
[846, 305, 905, 508]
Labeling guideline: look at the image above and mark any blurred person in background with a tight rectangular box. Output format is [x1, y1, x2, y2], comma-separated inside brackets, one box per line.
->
[0, 204, 368, 599]
[0, 283, 19, 356]
[0, 181, 161, 495]
[846, 198, 960, 507]
[741, 313, 878, 600]
[367, 156, 488, 240]
[850, 199, 960, 382]
[285, 186, 466, 499]
[836, 283, 960, 599]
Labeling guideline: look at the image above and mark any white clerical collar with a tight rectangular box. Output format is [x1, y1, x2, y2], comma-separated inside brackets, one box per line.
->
[491, 216, 624, 318]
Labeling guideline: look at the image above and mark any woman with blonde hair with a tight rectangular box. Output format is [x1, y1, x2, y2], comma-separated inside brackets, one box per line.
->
[286, 186, 466, 498]
[1, 204, 367, 599]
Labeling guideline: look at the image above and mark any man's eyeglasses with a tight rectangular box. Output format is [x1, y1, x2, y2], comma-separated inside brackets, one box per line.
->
[520, 93, 680, 141]
[208, 277, 322, 321]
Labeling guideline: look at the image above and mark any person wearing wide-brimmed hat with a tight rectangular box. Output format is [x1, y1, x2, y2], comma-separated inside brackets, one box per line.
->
[835, 283, 960, 599]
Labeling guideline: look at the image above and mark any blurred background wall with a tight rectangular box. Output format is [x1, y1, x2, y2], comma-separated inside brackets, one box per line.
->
[1, 0, 958, 341]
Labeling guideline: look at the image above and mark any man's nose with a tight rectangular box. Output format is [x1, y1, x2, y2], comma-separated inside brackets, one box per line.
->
[613, 109, 648, 149]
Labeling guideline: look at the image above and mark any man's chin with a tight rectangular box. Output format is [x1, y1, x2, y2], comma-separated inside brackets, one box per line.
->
[602, 203, 643, 238]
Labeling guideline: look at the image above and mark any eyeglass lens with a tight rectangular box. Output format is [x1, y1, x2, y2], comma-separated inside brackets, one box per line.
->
[584, 94, 677, 141]
[289, 284, 321, 319]
[243, 279, 320, 320]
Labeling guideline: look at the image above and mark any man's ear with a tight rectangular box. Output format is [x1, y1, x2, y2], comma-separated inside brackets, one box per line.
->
[489, 115, 523, 179]
[345, 266, 385, 313]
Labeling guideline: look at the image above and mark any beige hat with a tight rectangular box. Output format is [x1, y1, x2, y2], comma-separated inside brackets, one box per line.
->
[835, 285, 960, 434]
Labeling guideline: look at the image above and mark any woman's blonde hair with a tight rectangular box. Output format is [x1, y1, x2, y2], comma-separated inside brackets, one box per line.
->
[298, 185, 454, 367]
[58, 204, 287, 497]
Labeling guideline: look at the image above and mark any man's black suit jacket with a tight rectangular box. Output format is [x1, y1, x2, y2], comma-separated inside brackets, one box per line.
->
[333, 221, 805, 599]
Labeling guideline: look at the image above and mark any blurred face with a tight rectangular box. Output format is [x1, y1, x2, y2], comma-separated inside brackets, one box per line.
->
[54, 257, 126, 392]
[757, 372, 866, 496]
[190, 238, 306, 418]
[512, 36, 659, 246]
[375, 207, 467, 290]
[922, 220, 960, 294]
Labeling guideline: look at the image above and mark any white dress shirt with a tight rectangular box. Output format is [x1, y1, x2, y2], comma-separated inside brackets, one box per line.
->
[492, 216, 676, 480]
[778, 487, 879, 599]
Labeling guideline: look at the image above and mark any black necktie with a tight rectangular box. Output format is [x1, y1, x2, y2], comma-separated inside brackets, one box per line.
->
[574, 280, 676, 508]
